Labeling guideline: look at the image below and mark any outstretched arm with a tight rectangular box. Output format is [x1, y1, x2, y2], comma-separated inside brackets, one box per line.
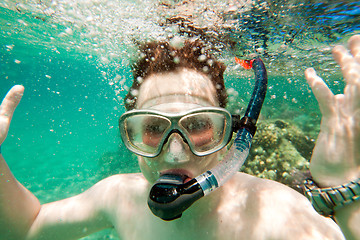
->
[0, 86, 113, 240]
[305, 35, 360, 240]
[0, 85, 41, 240]
[26, 181, 113, 240]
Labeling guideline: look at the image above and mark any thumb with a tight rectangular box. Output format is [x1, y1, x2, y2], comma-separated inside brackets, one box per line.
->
[0, 85, 25, 144]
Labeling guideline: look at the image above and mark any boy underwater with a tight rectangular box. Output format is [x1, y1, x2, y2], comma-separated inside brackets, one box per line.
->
[1, 35, 360, 240]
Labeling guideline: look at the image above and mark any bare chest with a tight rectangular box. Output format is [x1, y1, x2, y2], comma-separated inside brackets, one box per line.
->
[105, 174, 343, 240]
[110, 198, 343, 240]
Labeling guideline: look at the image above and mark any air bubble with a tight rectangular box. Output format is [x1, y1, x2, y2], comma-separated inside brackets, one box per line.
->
[198, 55, 207, 62]
[65, 28, 73, 35]
[202, 66, 209, 72]
[126, 98, 134, 104]
[114, 74, 122, 82]
[6, 45, 14, 51]
[137, 76, 143, 83]
[227, 88, 235, 94]
[130, 89, 139, 97]
[170, 36, 184, 48]
[173, 57, 180, 64]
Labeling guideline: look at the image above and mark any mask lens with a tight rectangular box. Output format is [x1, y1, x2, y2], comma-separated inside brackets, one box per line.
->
[123, 114, 171, 155]
[179, 112, 227, 153]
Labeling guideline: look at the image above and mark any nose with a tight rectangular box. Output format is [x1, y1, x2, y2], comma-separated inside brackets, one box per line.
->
[164, 133, 190, 164]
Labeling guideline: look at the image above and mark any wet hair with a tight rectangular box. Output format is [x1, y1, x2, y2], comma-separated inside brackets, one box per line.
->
[124, 40, 228, 110]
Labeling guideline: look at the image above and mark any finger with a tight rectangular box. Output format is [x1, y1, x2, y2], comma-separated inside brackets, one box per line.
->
[343, 82, 360, 114]
[332, 45, 360, 85]
[334, 94, 346, 115]
[348, 35, 360, 63]
[335, 94, 345, 106]
[305, 68, 334, 116]
[0, 85, 25, 121]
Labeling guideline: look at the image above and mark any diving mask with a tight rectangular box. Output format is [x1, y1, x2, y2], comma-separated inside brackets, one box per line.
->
[119, 107, 240, 157]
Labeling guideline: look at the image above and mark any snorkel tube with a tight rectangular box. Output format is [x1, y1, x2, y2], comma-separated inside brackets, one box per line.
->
[148, 58, 268, 220]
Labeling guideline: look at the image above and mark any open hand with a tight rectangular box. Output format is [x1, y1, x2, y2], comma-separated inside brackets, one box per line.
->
[305, 35, 360, 186]
[0, 85, 24, 145]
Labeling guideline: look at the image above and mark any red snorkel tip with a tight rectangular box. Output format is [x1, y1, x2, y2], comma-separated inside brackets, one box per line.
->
[235, 57, 254, 69]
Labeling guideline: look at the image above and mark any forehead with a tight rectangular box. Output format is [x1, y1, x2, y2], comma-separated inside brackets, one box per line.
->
[136, 68, 218, 110]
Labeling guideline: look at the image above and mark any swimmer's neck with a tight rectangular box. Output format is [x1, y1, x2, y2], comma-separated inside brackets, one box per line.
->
[189, 186, 223, 218]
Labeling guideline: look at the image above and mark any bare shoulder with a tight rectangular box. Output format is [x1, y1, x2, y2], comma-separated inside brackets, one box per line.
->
[217, 173, 344, 240]
[89, 173, 149, 200]
[74, 173, 150, 215]
[94, 173, 148, 188]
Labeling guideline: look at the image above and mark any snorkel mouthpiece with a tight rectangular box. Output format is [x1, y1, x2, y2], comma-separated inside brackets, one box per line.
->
[148, 58, 267, 221]
[148, 174, 204, 220]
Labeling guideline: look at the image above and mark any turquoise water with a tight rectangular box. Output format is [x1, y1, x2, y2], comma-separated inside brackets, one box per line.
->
[0, 0, 359, 239]
[0, 46, 142, 193]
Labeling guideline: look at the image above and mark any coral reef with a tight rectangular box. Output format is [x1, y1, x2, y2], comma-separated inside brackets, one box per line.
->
[240, 119, 316, 192]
